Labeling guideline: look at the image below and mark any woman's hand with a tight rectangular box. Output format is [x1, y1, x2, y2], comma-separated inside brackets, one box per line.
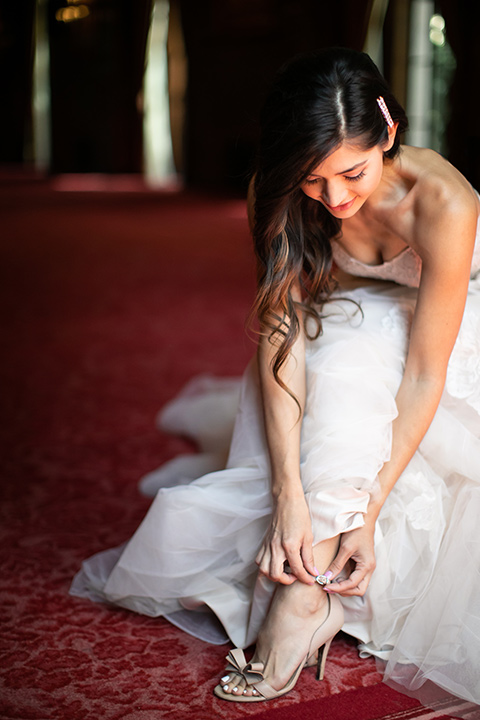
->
[255, 488, 317, 585]
[323, 517, 376, 597]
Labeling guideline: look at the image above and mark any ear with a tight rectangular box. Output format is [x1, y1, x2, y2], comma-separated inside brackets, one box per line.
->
[383, 121, 399, 152]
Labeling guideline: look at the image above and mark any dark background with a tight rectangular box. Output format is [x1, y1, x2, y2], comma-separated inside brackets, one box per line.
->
[1, 0, 479, 191]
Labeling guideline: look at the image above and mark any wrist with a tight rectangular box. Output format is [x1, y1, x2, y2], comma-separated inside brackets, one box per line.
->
[365, 499, 382, 524]
[367, 472, 391, 522]
[271, 477, 304, 503]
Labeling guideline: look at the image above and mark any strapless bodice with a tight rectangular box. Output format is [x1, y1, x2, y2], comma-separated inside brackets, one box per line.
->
[331, 242, 423, 287]
[332, 216, 480, 288]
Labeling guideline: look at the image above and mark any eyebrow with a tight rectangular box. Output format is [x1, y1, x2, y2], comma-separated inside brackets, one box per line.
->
[309, 160, 368, 178]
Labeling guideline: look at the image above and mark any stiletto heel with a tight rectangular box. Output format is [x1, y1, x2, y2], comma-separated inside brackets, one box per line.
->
[316, 637, 333, 681]
[214, 593, 344, 702]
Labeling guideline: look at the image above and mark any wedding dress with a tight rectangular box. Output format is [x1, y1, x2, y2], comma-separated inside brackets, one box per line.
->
[71, 222, 480, 711]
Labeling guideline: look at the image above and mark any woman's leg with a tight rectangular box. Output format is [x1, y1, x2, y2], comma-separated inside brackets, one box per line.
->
[220, 535, 341, 697]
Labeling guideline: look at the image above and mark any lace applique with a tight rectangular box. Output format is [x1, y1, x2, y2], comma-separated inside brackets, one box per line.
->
[400, 472, 442, 555]
[380, 304, 414, 355]
[382, 470, 442, 554]
[446, 309, 480, 413]
[395, 472, 437, 532]
[406, 490, 437, 532]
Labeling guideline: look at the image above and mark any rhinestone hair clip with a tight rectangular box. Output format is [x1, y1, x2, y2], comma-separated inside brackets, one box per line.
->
[376, 96, 394, 128]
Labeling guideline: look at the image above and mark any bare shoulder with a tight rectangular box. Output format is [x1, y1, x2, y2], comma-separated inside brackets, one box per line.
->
[400, 146, 479, 219]
[397, 147, 478, 267]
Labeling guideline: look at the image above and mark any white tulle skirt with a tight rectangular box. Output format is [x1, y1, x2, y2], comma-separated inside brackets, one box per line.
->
[71, 278, 480, 711]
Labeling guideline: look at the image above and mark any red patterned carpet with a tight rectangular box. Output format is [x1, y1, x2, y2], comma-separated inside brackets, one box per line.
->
[0, 179, 453, 719]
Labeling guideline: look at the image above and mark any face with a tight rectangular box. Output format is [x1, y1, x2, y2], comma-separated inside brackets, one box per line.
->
[300, 133, 395, 219]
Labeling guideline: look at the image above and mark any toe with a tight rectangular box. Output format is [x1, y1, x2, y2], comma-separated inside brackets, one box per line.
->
[231, 675, 247, 695]
[221, 672, 245, 695]
[242, 685, 259, 697]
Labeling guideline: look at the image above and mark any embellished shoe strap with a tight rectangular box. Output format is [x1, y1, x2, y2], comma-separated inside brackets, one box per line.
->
[224, 648, 249, 674]
[223, 651, 271, 699]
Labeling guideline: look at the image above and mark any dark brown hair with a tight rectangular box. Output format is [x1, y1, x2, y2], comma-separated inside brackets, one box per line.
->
[250, 47, 407, 402]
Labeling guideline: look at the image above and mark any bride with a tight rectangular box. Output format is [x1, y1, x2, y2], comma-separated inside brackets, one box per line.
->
[71, 48, 480, 710]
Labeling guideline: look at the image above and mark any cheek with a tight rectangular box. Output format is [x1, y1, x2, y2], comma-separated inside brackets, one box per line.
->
[358, 180, 374, 196]
[362, 166, 384, 194]
[355, 175, 380, 197]
[301, 185, 317, 200]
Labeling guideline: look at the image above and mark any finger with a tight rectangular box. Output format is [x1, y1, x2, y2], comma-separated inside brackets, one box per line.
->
[260, 545, 296, 585]
[323, 547, 353, 581]
[328, 571, 373, 596]
[266, 557, 297, 585]
[284, 549, 315, 585]
[300, 541, 317, 579]
[260, 562, 297, 584]
[255, 544, 269, 570]
[275, 571, 298, 585]
[331, 566, 368, 591]
[256, 545, 282, 581]
[331, 579, 371, 597]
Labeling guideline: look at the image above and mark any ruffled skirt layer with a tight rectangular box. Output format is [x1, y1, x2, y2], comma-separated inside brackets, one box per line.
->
[71, 279, 480, 709]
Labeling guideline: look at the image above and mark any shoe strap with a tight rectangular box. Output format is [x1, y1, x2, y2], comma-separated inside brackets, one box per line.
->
[243, 662, 282, 699]
[224, 648, 248, 674]
[244, 661, 264, 677]
[249, 678, 280, 700]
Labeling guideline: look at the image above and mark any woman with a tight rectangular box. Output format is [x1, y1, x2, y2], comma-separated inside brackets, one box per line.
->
[71, 48, 480, 709]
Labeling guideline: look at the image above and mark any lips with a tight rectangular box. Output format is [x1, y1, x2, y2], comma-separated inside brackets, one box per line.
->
[325, 197, 355, 212]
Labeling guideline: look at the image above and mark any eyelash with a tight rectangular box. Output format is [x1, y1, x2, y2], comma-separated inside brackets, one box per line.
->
[347, 170, 366, 182]
[305, 170, 366, 185]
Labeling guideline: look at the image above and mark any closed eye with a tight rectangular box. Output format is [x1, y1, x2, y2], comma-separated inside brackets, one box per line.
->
[306, 169, 366, 185]
[345, 170, 366, 182]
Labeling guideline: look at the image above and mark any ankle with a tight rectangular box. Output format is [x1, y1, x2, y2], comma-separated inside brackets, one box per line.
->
[282, 583, 329, 618]
[303, 589, 329, 617]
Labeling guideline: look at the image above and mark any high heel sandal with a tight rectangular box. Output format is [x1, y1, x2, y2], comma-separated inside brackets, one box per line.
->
[213, 593, 344, 703]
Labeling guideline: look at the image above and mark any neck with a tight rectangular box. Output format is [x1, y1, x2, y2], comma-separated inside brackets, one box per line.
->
[361, 159, 401, 218]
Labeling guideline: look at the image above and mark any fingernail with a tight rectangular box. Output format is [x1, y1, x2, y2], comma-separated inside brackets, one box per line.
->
[223, 685, 229, 691]
[221, 675, 230, 682]
[314, 567, 320, 575]
[233, 687, 239, 693]
[324, 587, 331, 593]
[324, 571, 333, 579]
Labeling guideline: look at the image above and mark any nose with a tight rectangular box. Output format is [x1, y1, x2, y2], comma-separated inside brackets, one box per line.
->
[322, 182, 348, 208]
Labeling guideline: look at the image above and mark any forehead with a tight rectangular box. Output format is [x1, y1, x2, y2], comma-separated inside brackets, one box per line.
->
[308, 141, 378, 177]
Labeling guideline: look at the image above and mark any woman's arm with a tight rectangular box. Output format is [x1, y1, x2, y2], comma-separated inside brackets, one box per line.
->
[255, 299, 318, 586]
[326, 186, 478, 596]
[248, 175, 317, 585]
